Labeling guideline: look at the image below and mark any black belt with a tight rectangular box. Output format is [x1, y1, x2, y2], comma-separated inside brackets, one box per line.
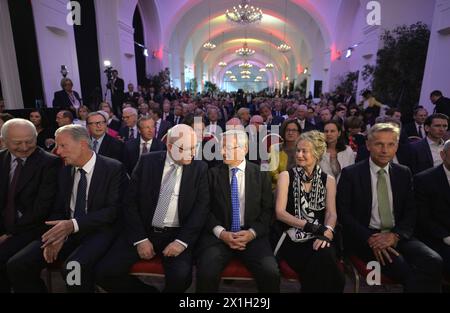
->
[151, 226, 179, 233]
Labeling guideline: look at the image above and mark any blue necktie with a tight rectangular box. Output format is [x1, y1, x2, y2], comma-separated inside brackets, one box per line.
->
[230, 168, 241, 232]
[74, 169, 87, 219]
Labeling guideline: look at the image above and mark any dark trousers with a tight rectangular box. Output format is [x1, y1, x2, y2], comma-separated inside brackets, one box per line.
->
[7, 228, 116, 293]
[427, 241, 450, 277]
[196, 237, 280, 293]
[96, 228, 193, 293]
[278, 238, 345, 293]
[0, 230, 40, 293]
[352, 237, 443, 292]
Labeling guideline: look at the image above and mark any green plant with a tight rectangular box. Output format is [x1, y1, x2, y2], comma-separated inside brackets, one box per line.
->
[335, 71, 359, 95]
[362, 22, 430, 115]
[204, 81, 218, 93]
[190, 78, 198, 94]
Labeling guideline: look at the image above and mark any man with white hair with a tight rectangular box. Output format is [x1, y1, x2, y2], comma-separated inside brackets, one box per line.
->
[8, 125, 128, 292]
[415, 140, 450, 279]
[196, 130, 280, 293]
[119, 107, 139, 141]
[296, 104, 315, 132]
[96, 124, 209, 293]
[0, 119, 60, 292]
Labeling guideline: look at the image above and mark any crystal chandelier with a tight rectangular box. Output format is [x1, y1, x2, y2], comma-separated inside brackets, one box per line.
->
[225, 70, 233, 75]
[226, 0, 263, 25]
[218, 61, 227, 67]
[203, 0, 216, 51]
[240, 70, 251, 75]
[277, 0, 291, 53]
[236, 42, 255, 57]
[239, 61, 253, 69]
[241, 75, 251, 79]
[259, 68, 266, 72]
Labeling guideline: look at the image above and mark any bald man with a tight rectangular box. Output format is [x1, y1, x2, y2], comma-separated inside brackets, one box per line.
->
[96, 125, 210, 293]
[0, 119, 60, 292]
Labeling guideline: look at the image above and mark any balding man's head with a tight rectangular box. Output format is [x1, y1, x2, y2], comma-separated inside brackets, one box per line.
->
[1, 118, 37, 158]
[167, 124, 197, 165]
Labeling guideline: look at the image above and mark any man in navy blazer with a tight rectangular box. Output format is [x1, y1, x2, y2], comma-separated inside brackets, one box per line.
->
[123, 116, 166, 175]
[7, 125, 128, 293]
[415, 140, 450, 277]
[152, 108, 172, 141]
[96, 125, 209, 293]
[337, 123, 442, 292]
[410, 114, 448, 174]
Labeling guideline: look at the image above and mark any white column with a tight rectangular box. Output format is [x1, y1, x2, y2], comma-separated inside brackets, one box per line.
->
[419, 0, 450, 113]
[0, 0, 24, 109]
[31, 0, 81, 107]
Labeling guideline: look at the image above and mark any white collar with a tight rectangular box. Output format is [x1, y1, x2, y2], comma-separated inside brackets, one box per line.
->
[427, 136, 444, 147]
[140, 137, 153, 145]
[76, 152, 96, 175]
[229, 159, 247, 173]
[369, 157, 390, 175]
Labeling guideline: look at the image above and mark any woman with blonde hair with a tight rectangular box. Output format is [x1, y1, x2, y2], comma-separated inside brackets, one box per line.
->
[275, 131, 345, 292]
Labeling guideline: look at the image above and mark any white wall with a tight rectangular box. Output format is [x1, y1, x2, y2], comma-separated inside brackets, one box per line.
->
[32, 0, 81, 107]
[0, 0, 23, 109]
[419, 0, 450, 112]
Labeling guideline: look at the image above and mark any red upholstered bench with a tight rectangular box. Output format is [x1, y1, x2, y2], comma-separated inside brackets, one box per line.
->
[348, 255, 398, 293]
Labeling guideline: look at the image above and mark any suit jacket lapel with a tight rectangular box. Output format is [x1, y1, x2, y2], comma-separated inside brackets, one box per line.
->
[0, 152, 11, 206]
[63, 166, 75, 217]
[244, 163, 253, 224]
[437, 165, 450, 205]
[178, 162, 193, 218]
[361, 160, 373, 222]
[98, 135, 109, 155]
[87, 157, 102, 210]
[424, 140, 433, 166]
[389, 164, 401, 222]
[15, 149, 40, 194]
[219, 164, 232, 227]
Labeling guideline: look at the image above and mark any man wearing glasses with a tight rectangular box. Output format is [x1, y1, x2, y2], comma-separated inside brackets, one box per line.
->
[86, 111, 124, 163]
[96, 124, 209, 293]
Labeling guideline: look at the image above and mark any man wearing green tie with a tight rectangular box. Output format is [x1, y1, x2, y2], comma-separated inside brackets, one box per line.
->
[337, 123, 443, 292]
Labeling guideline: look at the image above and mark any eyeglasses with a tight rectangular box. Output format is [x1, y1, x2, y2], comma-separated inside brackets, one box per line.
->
[172, 143, 197, 155]
[87, 121, 106, 127]
[286, 129, 300, 133]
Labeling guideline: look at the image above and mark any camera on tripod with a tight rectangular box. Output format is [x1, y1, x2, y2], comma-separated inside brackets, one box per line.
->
[103, 60, 114, 82]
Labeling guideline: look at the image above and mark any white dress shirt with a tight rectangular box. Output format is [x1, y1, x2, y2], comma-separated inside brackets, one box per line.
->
[212, 160, 256, 239]
[427, 137, 444, 167]
[71, 153, 96, 233]
[140, 137, 153, 156]
[297, 119, 306, 130]
[369, 158, 395, 230]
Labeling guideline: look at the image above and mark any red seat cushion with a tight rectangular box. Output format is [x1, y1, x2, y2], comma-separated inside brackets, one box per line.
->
[279, 260, 299, 280]
[349, 255, 396, 284]
[220, 259, 253, 279]
[130, 256, 164, 275]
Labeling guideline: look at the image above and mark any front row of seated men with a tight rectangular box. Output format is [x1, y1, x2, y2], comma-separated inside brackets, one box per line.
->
[0, 118, 449, 293]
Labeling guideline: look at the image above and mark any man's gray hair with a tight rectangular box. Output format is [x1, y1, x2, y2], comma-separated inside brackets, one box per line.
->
[87, 111, 108, 123]
[0, 118, 37, 140]
[367, 123, 400, 143]
[375, 116, 402, 128]
[444, 140, 450, 152]
[221, 130, 248, 148]
[123, 107, 138, 116]
[55, 124, 92, 149]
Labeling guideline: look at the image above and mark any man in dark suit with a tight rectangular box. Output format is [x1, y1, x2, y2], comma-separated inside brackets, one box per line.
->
[107, 70, 125, 117]
[403, 107, 428, 139]
[415, 140, 450, 277]
[0, 119, 59, 293]
[205, 107, 226, 137]
[52, 78, 82, 115]
[118, 107, 139, 142]
[7, 125, 128, 292]
[316, 108, 333, 132]
[411, 114, 448, 174]
[123, 83, 140, 106]
[152, 108, 172, 141]
[96, 125, 209, 293]
[87, 111, 124, 162]
[259, 104, 284, 132]
[168, 103, 184, 126]
[431, 90, 450, 118]
[296, 104, 316, 132]
[337, 123, 443, 292]
[123, 116, 166, 175]
[196, 130, 280, 293]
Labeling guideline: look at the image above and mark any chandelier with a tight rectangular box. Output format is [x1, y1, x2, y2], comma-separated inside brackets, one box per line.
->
[277, 0, 291, 53]
[241, 75, 251, 79]
[226, 0, 263, 25]
[277, 43, 291, 53]
[218, 61, 227, 67]
[265, 63, 274, 69]
[203, 0, 216, 51]
[239, 61, 253, 69]
[236, 42, 255, 57]
[240, 70, 251, 75]
[259, 68, 266, 72]
[225, 70, 233, 75]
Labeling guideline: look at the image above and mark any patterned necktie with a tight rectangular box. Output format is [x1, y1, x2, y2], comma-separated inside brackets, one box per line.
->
[230, 168, 241, 232]
[93, 140, 99, 153]
[152, 164, 178, 228]
[377, 169, 394, 231]
[129, 128, 135, 140]
[4, 158, 23, 232]
[142, 142, 148, 154]
[74, 169, 87, 219]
